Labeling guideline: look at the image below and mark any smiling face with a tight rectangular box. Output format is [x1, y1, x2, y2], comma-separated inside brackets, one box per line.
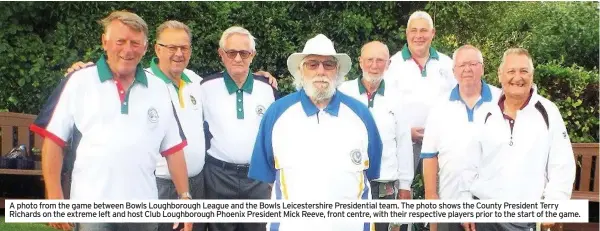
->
[406, 18, 435, 56]
[155, 28, 192, 77]
[499, 53, 534, 99]
[102, 20, 147, 77]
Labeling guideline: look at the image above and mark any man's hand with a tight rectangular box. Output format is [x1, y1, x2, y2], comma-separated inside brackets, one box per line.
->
[64, 61, 94, 76]
[172, 222, 193, 231]
[541, 222, 555, 230]
[48, 222, 73, 230]
[411, 127, 425, 142]
[397, 189, 411, 199]
[461, 222, 476, 231]
[254, 71, 278, 89]
[173, 196, 193, 231]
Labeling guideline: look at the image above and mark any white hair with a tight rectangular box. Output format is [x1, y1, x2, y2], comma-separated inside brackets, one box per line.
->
[293, 55, 344, 90]
[407, 11, 434, 29]
[219, 26, 256, 51]
[452, 45, 484, 66]
[498, 48, 535, 74]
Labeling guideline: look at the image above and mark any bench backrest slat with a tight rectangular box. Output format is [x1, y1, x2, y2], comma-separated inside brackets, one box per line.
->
[572, 143, 599, 198]
[0, 112, 40, 155]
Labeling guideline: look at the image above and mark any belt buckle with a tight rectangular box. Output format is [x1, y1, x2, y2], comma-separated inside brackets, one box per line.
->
[235, 164, 248, 171]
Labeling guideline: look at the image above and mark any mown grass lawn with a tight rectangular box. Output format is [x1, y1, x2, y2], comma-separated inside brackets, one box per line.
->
[0, 216, 55, 231]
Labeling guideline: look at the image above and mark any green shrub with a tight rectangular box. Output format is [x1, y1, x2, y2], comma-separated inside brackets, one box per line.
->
[535, 62, 599, 142]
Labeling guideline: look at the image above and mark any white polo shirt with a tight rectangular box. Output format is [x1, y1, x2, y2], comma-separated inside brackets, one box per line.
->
[384, 44, 456, 127]
[339, 77, 413, 190]
[420, 82, 501, 199]
[30, 56, 186, 200]
[148, 58, 205, 179]
[248, 89, 382, 231]
[200, 71, 277, 164]
[463, 87, 576, 200]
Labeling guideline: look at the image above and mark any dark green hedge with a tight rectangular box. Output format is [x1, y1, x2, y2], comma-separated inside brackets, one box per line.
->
[0, 1, 597, 141]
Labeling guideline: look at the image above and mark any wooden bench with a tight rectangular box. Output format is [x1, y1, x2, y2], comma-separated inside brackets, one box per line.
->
[558, 143, 600, 231]
[0, 112, 43, 208]
[571, 143, 599, 202]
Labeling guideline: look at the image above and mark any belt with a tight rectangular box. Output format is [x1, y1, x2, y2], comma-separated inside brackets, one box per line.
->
[206, 155, 249, 172]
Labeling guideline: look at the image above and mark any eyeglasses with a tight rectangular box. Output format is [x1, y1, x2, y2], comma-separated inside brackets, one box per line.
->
[363, 58, 389, 66]
[303, 60, 338, 70]
[158, 43, 191, 54]
[223, 49, 253, 59]
[456, 61, 482, 69]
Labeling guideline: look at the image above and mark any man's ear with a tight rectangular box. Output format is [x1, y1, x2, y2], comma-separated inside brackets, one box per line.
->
[101, 34, 108, 51]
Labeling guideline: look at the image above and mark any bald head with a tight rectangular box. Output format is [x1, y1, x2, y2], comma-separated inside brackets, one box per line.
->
[359, 41, 390, 83]
[360, 41, 389, 58]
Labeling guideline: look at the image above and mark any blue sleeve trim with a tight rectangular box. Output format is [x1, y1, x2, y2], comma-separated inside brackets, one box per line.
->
[248, 92, 300, 183]
[338, 92, 383, 181]
[420, 152, 439, 159]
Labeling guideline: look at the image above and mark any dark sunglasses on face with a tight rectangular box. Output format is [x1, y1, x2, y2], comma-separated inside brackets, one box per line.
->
[223, 49, 252, 59]
[303, 60, 337, 70]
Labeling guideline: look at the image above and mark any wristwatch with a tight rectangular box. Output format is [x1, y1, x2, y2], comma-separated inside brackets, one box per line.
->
[179, 192, 192, 199]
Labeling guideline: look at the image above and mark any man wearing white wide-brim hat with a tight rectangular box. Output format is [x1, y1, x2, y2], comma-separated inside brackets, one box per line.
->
[249, 34, 383, 231]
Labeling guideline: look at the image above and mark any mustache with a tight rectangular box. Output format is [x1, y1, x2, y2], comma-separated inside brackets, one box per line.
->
[310, 76, 331, 84]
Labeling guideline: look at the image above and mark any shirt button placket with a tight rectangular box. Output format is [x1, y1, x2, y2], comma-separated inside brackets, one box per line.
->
[236, 90, 244, 119]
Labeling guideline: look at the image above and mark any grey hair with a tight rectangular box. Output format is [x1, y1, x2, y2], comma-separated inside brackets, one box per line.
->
[219, 26, 256, 51]
[407, 11, 434, 28]
[498, 48, 535, 74]
[294, 55, 343, 90]
[452, 44, 484, 66]
[99, 10, 148, 43]
[156, 20, 192, 42]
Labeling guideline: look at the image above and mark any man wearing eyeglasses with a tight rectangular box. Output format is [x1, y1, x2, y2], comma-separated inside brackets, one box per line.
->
[383, 11, 456, 178]
[249, 34, 382, 231]
[200, 26, 278, 231]
[420, 45, 500, 231]
[338, 41, 413, 231]
[147, 20, 208, 231]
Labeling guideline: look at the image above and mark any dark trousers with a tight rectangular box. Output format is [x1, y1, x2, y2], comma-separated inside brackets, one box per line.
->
[204, 155, 270, 231]
[437, 223, 465, 231]
[156, 170, 206, 231]
[475, 223, 535, 231]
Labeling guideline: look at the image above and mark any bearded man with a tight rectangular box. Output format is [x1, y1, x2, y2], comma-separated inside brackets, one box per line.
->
[248, 34, 383, 231]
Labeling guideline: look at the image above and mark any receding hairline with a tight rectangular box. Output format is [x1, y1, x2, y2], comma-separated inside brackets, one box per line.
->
[498, 48, 534, 73]
[360, 41, 389, 57]
[452, 44, 483, 63]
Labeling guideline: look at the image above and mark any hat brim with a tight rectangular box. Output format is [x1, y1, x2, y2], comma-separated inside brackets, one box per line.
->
[287, 53, 352, 81]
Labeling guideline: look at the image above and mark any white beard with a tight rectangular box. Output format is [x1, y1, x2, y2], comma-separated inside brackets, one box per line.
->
[303, 75, 336, 102]
[363, 72, 383, 85]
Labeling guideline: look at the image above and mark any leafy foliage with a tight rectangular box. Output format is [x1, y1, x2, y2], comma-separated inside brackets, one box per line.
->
[0, 1, 597, 143]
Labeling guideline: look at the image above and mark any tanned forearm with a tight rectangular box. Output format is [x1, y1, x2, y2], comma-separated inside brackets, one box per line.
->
[165, 151, 190, 196]
[423, 157, 439, 199]
[42, 139, 65, 199]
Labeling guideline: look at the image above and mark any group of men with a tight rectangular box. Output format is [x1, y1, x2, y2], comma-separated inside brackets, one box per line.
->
[30, 8, 575, 231]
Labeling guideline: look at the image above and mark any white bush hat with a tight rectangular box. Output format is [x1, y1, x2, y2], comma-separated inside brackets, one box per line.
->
[287, 34, 352, 80]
